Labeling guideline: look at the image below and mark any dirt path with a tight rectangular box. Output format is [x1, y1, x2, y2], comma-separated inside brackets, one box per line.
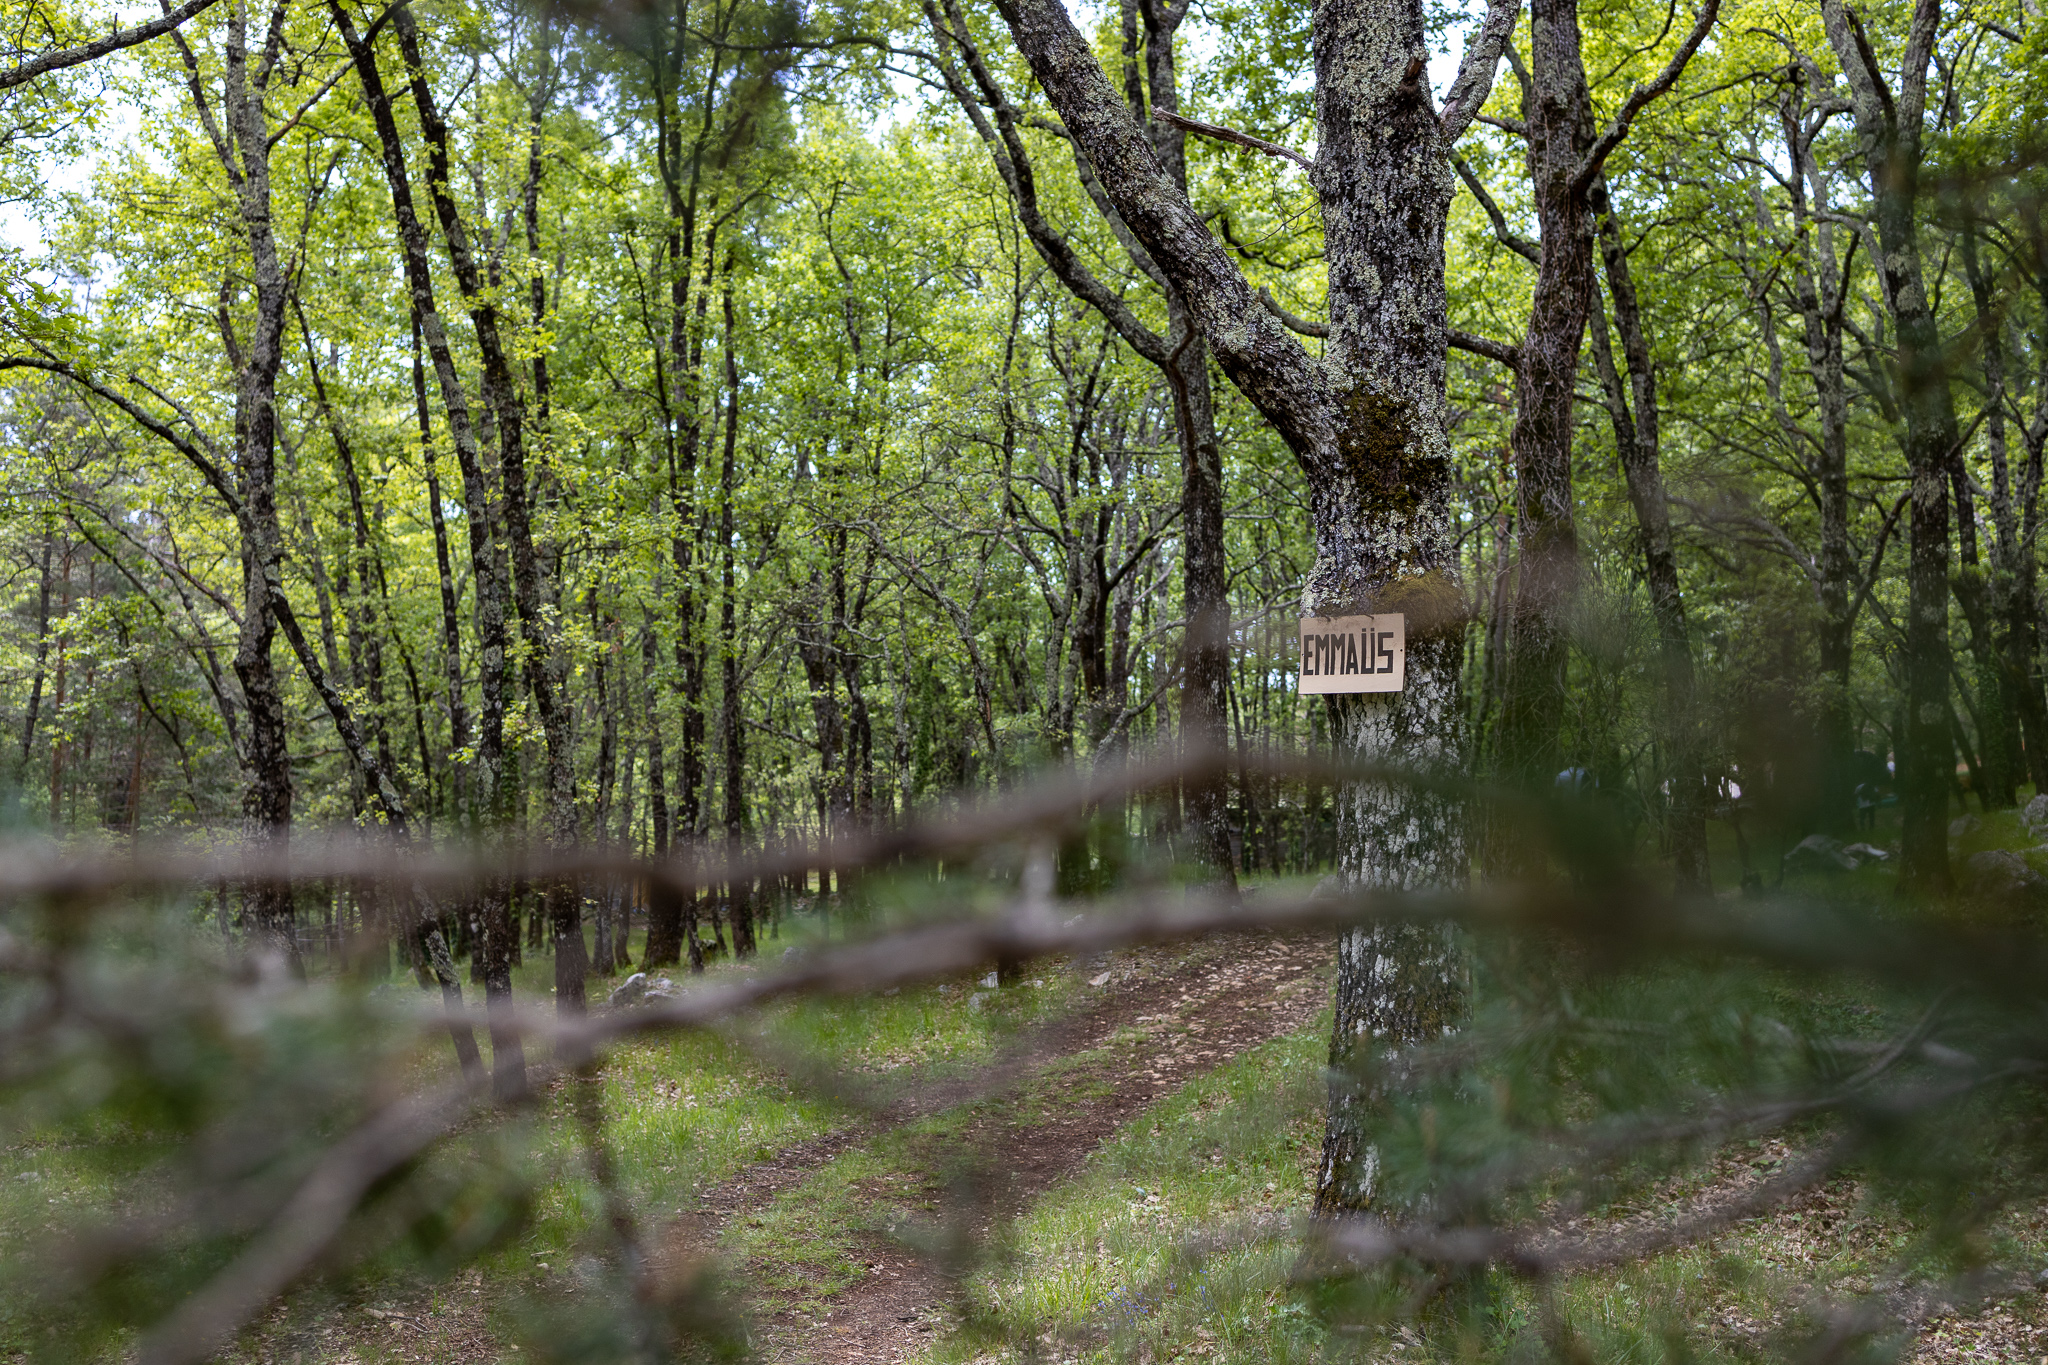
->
[723, 931, 1337, 1365]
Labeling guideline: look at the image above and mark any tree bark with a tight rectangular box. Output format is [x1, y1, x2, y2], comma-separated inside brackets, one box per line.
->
[389, 5, 584, 1016]
[1963, 221, 2048, 794]
[213, 0, 297, 971]
[926, 0, 1234, 880]
[1773, 60, 1861, 828]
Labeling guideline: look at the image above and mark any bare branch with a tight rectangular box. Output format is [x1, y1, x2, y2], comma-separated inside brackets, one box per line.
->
[1153, 109, 1315, 173]
[1258, 285, 1326, 337]
[1453, 155, 1539, 262]
[1572, 0, 1721, 197]
[1437, 0, 1521, 143]
[0, 0, 221, 91]
[1450, 328, 1522, 369]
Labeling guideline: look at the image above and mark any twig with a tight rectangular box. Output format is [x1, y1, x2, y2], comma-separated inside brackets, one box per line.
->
[1154, 111, 1315, 173]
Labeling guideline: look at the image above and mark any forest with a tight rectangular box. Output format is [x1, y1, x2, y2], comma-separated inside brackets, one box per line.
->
[2, 0, 2048, 1359]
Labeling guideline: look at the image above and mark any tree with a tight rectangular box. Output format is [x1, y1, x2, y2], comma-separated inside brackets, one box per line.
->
[1820, 0, 1960, 891]
[982, 0, 1516, 1210]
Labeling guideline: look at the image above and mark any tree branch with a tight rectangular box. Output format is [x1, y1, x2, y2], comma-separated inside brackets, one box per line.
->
[1153, 109, 1315, 172]
[1453, 155, 1539, 262]
[1571, 0, 1721, 196]
[0, 0, 221, 90]
[266, 584, 414, 829]
[922, 0, 1169, 365]
[1258, 286, 1326, 337]
[1450, 328, 1522, 369]
[1437, 0, 1522, 144]
[987, 0, 1332, 467]
[0, 356, 241, 512]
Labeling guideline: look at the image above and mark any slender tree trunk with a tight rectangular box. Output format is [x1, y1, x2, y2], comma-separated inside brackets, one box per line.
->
[718, 286, 754, 956]
[1497, 0, 1594, 815]
[1139, 0, 1234, 887]
[1775, 72, 1861, 828]
[330, 3, 521, 1089]
[217, 0, 297, 972]
[17, 534, 51, 788]
[1965, 222, 2048, 794]
[640, 625, 684, 967]
[389, 5, 584, 1017]
[591, 594, 618, 978]
[928, 0, 1236, 879]
[412, 307, 470, 822]
[1586, 176, 1707, 890]
[1822, 0, 1956, 890]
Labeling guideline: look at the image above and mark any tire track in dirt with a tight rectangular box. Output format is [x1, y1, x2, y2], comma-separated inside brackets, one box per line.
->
[719, 930, 1337, 1365]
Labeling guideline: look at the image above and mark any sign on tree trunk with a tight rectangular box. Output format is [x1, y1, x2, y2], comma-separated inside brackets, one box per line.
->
[1298, 614, 1406, 694]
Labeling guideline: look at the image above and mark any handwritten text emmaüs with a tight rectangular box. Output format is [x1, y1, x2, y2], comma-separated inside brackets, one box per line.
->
[1296, 613, 1406, 695]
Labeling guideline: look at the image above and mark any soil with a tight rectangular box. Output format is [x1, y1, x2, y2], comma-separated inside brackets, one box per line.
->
[694, 931, 1340, 1365]
[231, 929, 2048, 1365]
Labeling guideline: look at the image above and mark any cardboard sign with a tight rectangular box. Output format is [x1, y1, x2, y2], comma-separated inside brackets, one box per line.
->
[1297, 614, 1405, 694]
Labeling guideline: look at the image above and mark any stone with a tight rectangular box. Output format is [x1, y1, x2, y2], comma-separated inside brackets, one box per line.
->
[1963, 849, 2046, 903]
[2026, 794, 2048, 831]
[1843, 843, 1891, 863]
[643, 976, 679, 1002]
[607, 972, 648, 1006]
[1950, 813, 1983, 840]
[980, 971, 999, 989]
[1782, 834, 1857, 875]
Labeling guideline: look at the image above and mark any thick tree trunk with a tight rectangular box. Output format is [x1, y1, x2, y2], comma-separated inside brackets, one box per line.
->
[1301, 0, 1476, 1214]
[989, 0, 1518, 1213]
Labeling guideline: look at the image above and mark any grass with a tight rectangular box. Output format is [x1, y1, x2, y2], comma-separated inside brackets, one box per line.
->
[933, 1017, 1333, 1365]
[10, 821, 2048, 1364]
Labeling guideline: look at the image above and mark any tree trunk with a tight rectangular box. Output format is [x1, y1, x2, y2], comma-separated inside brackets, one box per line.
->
[389, 5, 584, 1017]
[17, 534, 52, 788]
[1775, 65, 1860, 829]
[640, 626, 684, 968]
[218, 0, 297, 973]
[1822, 0, 1956, 891]
[331, 3, 521, 1087]
[927, 0, 1234, 878]
[718, 286, 753, 958]
[1586, 176, 1707, 891]
[1496, 0, 1593, 814]
[1964, 222, 2048, 794]
[985, 0, 1519, 1213]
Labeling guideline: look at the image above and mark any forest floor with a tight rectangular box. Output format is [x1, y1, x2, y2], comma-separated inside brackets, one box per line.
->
[240, 925, 1336, 1365]
[712, 931, 1336, 1365]
[224, 885, 2048, 1365]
